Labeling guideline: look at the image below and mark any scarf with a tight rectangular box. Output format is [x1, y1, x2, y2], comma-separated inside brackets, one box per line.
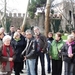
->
[2, 44, 14, 70]
[48, 37, 54, 43]
[14, 38, 21, 42]
[66, 41, 75, 54]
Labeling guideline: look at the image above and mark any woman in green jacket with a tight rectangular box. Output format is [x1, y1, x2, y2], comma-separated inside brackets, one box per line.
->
[49, 32, 64, 75]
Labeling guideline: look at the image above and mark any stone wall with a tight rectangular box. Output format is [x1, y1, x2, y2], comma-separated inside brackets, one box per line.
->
[5, 13, 44, 31]
[7, 13, 24, 29]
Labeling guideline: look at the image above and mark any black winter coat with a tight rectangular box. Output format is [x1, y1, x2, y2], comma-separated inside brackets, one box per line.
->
[61, 43, 75, 63]
[11, 35, 26, 62]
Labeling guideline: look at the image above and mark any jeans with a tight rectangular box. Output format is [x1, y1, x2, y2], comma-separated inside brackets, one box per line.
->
[64, 61, 74, 75]
[46, 53, 51, 73]
[26, 59, 36, 75]
[35, 52, 45, 75]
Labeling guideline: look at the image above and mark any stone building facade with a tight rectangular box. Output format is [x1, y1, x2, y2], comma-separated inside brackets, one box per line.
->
[52, 1, 75, 31]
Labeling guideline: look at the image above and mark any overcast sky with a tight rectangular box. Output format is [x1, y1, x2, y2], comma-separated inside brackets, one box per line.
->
[7, 0, 28, 13]
[0, 0, 62, 13]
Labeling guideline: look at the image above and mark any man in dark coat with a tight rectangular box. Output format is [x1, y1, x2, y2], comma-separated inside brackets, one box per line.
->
[22, 29, 37, 75]
[8, 25, 15, 37]
[34, 26, 47, 75]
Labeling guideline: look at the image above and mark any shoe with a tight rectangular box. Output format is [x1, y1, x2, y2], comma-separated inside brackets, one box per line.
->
[20, 71, 24, 73]
[48, 72, 50, 74]
[48, 71, 51, 74]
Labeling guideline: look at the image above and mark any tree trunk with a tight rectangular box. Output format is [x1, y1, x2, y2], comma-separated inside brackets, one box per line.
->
[1, 0, 7, 32]
[20, 0, 30, 32]
[45, 0, 50, 37]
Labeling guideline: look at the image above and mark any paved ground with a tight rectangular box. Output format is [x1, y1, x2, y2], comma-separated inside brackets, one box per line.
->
[11, 55, 64, 75]
[11, 55, 51, 75]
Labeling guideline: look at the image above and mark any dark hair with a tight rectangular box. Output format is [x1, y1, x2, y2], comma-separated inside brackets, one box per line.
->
[10, 25, 14, 28]
[71, 30, 75, 34]
[56, 32, 62, 38]
[48, 32, 53, 36]
[17, 28, 20, 30]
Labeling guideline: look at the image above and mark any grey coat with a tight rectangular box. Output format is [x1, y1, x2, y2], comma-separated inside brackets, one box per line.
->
[0, 45, 15, 72]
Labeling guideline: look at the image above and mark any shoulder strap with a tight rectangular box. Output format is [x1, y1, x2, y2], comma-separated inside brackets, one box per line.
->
[56, 43, 59, 52]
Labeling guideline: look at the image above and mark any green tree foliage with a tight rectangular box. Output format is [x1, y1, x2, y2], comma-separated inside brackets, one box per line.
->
[51, 9, 54, 14]
[0, 18, 11, 33]
[28, 0, 46, 19]
[6, 18, 11, 33]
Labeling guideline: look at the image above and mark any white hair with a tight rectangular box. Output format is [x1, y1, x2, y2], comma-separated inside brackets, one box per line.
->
[0, 27, 4, 30]
[67, 35, 74, 40]
[0, 29, 3, 34]
[3, 35, 11, 43]
[13, 32, 20, 39]
[25, 29, 32, 35]
[33, 26, 39, 31]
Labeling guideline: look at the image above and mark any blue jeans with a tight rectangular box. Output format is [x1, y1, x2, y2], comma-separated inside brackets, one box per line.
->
[26, 59, 36, 75]
[46, 53, 51, 73]
[64, 61, 74, 75]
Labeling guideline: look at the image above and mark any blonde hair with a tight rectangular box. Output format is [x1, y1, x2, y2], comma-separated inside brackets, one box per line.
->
[13, 32, 20, 39]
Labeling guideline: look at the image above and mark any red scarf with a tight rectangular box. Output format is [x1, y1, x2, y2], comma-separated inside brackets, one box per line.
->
[2, 44, 14, 70]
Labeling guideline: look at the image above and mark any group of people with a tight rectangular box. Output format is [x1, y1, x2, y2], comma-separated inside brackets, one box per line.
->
[0, 26, 26, 75]
[49, 30, 75, 75]
[0, 25, 75, 75]
[0, 26, 48, 75]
